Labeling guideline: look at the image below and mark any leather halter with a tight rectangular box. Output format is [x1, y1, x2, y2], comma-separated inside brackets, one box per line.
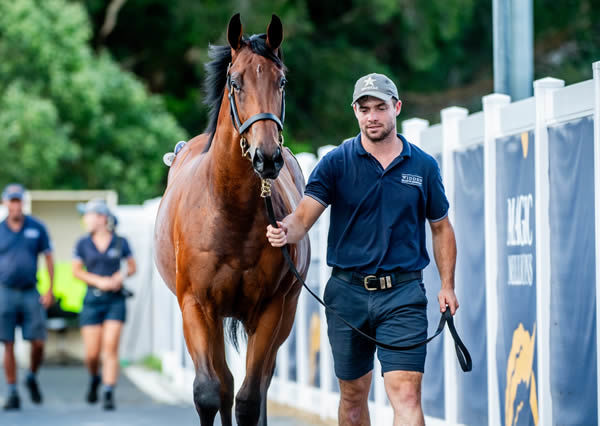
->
[226, 63, 285, 161]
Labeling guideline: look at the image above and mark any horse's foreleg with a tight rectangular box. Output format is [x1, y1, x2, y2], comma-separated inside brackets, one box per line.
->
[236, 288, 300, 426]
[258, 289, 300, 426]
[180, 294, 234, 426]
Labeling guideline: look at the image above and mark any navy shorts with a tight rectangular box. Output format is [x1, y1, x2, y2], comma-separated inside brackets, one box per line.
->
[323, 275, 428, 380]
[0, 286, 47, 342]
[79, 293, 126, 326]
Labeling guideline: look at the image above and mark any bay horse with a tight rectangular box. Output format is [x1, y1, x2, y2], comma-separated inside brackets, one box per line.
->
[154, 13, 310, 426]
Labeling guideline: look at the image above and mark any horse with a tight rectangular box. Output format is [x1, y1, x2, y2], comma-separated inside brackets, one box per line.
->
[154, 13, 310, 426]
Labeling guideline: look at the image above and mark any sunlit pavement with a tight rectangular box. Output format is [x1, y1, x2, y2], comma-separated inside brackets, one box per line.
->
[0, 366, 317, 426]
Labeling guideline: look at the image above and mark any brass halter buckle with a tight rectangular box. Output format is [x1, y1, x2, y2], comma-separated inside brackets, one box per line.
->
[260, 179, 272, 198]
[240, 137, 251, 159]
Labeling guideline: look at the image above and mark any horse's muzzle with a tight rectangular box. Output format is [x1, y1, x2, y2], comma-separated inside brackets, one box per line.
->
[252, 147, 284, 179]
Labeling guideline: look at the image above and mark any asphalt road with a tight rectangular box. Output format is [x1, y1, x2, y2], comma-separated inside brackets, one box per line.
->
[0, 366, 318, 426]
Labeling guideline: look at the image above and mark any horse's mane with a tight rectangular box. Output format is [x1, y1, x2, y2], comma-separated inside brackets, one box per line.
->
[203, 34, 285, 152]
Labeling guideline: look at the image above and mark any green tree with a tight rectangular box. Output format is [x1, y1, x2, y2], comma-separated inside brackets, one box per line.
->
[0, 0, 186, 203]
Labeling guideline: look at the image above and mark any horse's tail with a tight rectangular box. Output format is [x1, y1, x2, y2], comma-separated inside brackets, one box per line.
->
[224, 317, 246, 352]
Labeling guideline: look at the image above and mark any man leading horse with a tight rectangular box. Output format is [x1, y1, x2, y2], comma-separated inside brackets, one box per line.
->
[267, 73, 459, 426]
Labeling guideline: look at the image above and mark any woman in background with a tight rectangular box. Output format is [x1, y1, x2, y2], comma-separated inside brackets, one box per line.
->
[72, 199, 136, 410]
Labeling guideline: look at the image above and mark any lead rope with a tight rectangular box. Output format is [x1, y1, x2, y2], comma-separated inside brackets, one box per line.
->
[261, 192, 472, 372]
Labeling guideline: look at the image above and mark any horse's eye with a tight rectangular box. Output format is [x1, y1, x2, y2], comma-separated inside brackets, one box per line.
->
[279, 78, 287, 89]
[231, 80, 241, 91]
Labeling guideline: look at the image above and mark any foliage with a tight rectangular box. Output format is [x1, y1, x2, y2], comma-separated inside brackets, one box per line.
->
[82, 0, 599, 153]
[0, 0, 186, 203]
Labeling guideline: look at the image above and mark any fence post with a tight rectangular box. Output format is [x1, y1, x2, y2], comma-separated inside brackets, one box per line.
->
[402, 118, 430, 148]
[593, 60, 600, 425]
[441, 106, 468, 424]
[483, 93, 511, 426]
[534, 76, 564, 426]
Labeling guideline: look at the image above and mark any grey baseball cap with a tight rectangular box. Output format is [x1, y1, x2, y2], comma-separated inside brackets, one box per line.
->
[2, 183, 25, 201]
[352, 73, 399, 105]
[77, 198, 111, 216]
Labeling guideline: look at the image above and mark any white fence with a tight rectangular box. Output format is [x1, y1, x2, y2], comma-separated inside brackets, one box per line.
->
[118, 60, 600, 425]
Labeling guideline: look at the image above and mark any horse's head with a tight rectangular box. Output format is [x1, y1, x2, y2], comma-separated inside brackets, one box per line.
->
[226, 14, 286, 180]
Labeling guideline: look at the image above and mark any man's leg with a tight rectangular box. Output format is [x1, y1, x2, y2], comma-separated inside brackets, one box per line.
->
[30, 340, 44, 373]
[383, 370, 424, 426]
[338, 371, 372, 426]
[3, 341, 16, 385]
[21, 288, 48, 403]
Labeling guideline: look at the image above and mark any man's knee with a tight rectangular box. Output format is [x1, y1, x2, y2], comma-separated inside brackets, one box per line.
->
[31, 340, 44, 350]
[385, 371, 422, 411]
[339, 372, 372, 406]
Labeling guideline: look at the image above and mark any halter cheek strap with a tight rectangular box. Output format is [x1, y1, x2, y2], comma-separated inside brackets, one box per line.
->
[227, 68, 286, 144]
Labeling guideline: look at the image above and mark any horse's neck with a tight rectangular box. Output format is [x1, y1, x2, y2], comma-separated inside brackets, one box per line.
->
[208, 125, 262, 213]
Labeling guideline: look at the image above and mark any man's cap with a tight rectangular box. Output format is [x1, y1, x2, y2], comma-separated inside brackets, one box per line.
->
[2, 183, 25, 201]
[352, 73, 399, 105]
[77, 198, 111, 216]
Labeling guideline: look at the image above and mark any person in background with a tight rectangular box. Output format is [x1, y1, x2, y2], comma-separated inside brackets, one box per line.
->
[0, 183, 54, 410]
[72, 199, 136, 410]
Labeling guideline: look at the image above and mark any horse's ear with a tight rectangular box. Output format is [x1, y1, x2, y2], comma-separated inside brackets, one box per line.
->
[227, 13, 243, 50]
[266, 14, 283, 51]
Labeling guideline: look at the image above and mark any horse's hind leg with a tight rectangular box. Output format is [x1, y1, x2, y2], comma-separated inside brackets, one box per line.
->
[180, 294, 234, 426]
[236, 290, 300, 426]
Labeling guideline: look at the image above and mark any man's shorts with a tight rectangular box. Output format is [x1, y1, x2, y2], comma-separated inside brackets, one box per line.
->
[0, 286, 47, 342]
[79, 295, 126, 326]
[323, 274, 428, 381]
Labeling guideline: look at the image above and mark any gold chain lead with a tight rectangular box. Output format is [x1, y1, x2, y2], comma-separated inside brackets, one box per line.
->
[260, 179, 272, 198]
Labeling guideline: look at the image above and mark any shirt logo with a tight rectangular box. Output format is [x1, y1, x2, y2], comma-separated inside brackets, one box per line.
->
[401, 174, 423, 187]
[107, 248, 120, 258]
[24, 228, 40, 239]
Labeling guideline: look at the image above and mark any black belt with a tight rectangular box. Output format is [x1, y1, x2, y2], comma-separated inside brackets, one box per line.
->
[332, 267, 423, 291]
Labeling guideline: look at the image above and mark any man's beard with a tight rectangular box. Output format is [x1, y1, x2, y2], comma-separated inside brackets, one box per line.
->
[363, 122, 394, 143]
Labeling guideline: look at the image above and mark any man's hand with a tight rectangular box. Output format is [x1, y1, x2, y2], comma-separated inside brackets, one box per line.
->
[40, 290, 54, 309]
[438, 288, 459, 315]
[266, 221, 288, 247]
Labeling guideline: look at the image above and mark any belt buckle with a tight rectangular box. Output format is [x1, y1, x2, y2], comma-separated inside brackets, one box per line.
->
[363, 275, 378, 291]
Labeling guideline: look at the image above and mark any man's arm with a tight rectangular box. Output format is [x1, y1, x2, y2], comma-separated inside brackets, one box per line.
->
[429, 217, 459, 315]
[40, 252, 55, 308]
[266, 196, 326, 247]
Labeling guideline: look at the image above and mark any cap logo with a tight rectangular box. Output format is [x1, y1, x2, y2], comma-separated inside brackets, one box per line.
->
[362, 76, 377, 91]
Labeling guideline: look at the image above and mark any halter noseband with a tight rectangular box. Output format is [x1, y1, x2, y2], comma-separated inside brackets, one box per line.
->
[226, 62, 286, 162]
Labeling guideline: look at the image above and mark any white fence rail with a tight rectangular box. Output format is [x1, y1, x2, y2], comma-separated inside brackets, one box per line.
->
[118, 60, 600, 425]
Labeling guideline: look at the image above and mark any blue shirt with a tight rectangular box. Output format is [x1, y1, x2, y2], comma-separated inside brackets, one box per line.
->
[73, 234, 132, 279]
[304, 133, 449, 274]
[0, 216, 52, 288]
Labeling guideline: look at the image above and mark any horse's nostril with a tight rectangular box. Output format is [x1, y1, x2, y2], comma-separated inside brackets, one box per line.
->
[253, 148, 265, 172]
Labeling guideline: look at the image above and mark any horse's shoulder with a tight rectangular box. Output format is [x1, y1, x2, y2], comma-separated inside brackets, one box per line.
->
[282, 147, 305, 194]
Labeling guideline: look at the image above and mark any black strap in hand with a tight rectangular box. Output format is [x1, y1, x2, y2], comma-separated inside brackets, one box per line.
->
[264, 196, 472, 372]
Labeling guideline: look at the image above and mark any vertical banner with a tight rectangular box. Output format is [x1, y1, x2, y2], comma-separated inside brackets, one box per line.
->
[454, 145, 488, 424]
[548, 116, 597, 424]
[496, 131, 538, 426]
[422, 154, 445, 419]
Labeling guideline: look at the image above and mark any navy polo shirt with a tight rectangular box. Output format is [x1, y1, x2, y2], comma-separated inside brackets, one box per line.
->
[305, 133, 449, 274]
[0, 216, 52, 289]
[73, 234, 132, 279]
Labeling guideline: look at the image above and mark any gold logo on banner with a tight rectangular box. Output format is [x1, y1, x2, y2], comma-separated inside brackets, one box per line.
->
[521, 132, 529, 159]
[505, 323, 538, 426]
[308, 313, 321, 386]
